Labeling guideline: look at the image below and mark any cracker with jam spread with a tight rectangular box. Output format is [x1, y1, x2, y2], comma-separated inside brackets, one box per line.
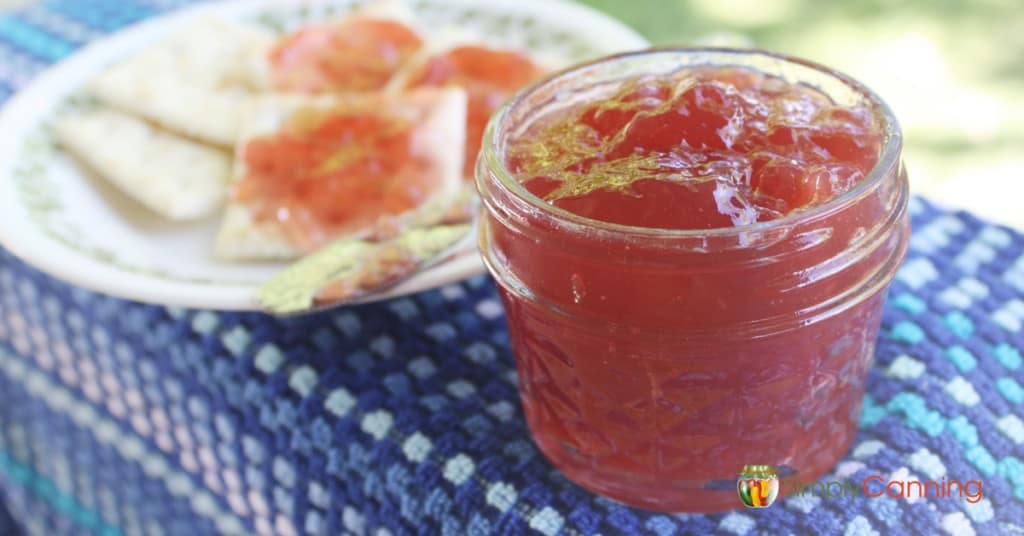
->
[215, 87, 466, 260]
[390, 35, 547, 178]
[246, 0, 424, 93]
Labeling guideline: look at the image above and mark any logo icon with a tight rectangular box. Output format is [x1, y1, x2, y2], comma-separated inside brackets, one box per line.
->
[738, 465, 779, 508]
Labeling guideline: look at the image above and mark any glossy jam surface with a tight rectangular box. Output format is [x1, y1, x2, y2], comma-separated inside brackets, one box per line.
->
[236, 106, 433, 251]
[507, 68, 882, 229]
[407, 46, 543, 176]
[270, 19, 422, 92]
[481, 63, 907, 512]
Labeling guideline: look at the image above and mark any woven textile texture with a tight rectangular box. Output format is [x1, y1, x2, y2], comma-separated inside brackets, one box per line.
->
[1, 1, 1024, 535]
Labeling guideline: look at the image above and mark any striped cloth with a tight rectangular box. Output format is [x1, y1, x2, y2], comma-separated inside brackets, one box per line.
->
[1, 1, 1023, 534]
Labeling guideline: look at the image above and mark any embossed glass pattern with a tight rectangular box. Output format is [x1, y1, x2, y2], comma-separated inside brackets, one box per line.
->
[476, 49, 910, 512]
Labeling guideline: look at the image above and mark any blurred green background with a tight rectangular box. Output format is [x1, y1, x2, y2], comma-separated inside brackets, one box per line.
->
[580, 0, 1024, 229]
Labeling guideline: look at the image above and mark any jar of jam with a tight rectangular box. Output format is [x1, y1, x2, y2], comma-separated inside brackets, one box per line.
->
[476, 48, 909, 512]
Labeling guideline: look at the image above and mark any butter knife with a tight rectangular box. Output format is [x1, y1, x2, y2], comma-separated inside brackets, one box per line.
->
[258, 187, 477, 315]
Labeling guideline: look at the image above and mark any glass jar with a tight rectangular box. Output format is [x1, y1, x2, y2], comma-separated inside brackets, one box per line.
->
[475, 48, 909, 512]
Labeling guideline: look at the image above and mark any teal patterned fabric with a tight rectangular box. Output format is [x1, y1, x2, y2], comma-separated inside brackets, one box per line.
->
[1, 1, 1023, 535]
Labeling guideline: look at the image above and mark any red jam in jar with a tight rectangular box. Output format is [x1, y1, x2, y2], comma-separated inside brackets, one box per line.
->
[476, 49, 909, 512]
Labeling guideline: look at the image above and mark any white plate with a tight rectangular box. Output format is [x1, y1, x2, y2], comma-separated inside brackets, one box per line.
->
[0, 0, 649, 311]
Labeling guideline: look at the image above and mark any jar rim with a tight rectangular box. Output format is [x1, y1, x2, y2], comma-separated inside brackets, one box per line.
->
[478, 47, 903, 243]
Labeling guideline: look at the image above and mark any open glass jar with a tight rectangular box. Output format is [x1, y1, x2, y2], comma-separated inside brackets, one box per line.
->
[476, 49, 909, 512]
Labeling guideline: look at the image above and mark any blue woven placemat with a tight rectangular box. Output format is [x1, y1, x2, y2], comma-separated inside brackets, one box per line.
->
[1, 1, 1024, 535]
